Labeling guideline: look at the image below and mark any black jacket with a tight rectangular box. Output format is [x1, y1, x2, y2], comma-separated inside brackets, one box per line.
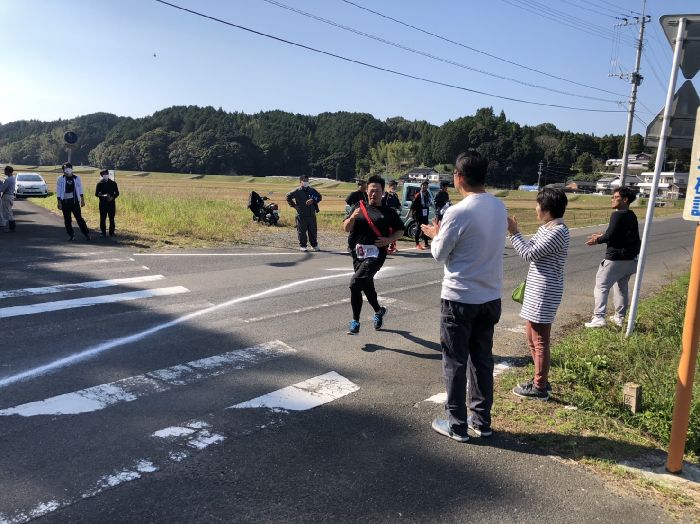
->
[597, 209, 641, 260]
[95, 179, 119, 201]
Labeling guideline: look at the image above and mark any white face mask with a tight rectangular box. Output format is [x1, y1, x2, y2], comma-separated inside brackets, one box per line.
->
[302, 181, 309, 188]
[64, 168, 73, 176]
[102, 174, 109, 180]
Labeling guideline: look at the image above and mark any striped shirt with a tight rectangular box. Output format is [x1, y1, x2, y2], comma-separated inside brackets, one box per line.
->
[510, 219, 570, 324]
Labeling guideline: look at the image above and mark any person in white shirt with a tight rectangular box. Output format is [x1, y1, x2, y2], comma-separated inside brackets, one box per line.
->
[0, 165, 17, 232]
[421, 151, 507, 442]
[56, 162, 90, 241]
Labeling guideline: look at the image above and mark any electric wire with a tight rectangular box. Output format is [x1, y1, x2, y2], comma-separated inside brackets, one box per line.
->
[261, 0, 622, 103]
[153, 0, 628, 113]
[554, 0, 618, 19]
[339, 0, 627, 97]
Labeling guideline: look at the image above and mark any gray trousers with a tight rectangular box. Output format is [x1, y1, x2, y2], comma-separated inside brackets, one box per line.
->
[593, 259, 637, 319]
[296, 214, 317, 248]
[0, 195, 14, 227]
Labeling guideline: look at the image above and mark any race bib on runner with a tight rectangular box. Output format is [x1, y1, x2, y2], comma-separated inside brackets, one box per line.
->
[422, 209, 428, 217]
[355, 244, 379, 259]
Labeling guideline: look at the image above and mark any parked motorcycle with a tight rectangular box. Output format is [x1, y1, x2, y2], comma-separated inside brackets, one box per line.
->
[248, 191, 280, 226]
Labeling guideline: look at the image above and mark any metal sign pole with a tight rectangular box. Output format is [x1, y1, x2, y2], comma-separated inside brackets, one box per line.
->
[625, 17, 687, 337]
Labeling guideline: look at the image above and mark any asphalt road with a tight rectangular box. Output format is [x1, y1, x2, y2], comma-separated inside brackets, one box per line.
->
[0, 199, 694, 523]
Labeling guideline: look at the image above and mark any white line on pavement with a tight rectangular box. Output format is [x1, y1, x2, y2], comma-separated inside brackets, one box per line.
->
[0, 341, 296, 416]
[422, 361, 513, 404]
[0, 275, 165, 300]
[132, 252, 299, 256]
[0, 273, 352, 388]
[230, 371, 359, 411]
[0, 286, 189, 319]
[0, 372, 358, 524]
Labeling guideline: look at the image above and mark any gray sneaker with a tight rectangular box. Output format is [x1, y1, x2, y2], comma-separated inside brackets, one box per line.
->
[467, 423, 493, 437]
[431, 418, 469, 442]
[512, 382, 549, 401]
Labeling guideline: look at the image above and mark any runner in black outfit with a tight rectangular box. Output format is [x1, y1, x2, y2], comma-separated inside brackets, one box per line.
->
[343, 175, 405, 335]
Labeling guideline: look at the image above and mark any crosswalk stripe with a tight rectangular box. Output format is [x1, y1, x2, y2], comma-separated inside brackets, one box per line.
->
[0, 286, 189, 319]
[421, 361, 513, 404]
[229, 371, 359, 411]
[0, 372, 359, 524]
[0, 275, 165, 300]
[26, 257, 137, 269]
[0, 341, 296, 417]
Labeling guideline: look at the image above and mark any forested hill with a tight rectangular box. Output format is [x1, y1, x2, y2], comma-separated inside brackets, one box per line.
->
[0, 105, 642, 186]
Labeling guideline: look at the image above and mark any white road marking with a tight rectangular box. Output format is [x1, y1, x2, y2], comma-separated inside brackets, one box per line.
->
[0, 286, 189, 319]
[0, 275, 165, 300]
[133, 252, 299, 256]
[422, 361, 513, 404]
[0, 341, 296, 417]
[0, 373, 358, 523]
[230, 371, 359, 411]
[27, 257, 136, 269]
[0, 273, 352, 388]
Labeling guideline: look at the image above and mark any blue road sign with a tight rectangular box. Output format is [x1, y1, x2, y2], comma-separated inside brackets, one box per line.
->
[64, 131, 78, 145]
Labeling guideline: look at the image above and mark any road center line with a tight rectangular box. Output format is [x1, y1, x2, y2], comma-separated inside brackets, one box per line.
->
[0, 273, 352, 389]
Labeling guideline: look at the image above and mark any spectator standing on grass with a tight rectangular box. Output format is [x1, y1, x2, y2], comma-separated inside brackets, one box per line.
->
[584, 186, 641, 328]
[434, 180, 451, 223]
[507, 188, 570, 401]
[286, 175, 322, 252]
[95, 169, 119, 238]
[411, 180, 432, 250]
[56, 162, 90, 241]
[381, 179, 402, 254]
[343, 174, 404, 335]
[421, 151, 507, 442]
[0, 166, 17, 232]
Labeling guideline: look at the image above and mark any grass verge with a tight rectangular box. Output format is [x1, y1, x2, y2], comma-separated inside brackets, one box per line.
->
[493, 274, 700, 518]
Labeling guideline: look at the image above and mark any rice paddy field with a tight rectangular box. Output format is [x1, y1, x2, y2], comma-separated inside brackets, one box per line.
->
[13, 165, 681, 247]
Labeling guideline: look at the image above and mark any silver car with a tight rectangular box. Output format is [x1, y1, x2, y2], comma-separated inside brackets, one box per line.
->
[15, 172, 49, 197]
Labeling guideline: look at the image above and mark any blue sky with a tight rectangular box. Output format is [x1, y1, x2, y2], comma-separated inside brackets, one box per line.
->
[0, 0, 697, 136]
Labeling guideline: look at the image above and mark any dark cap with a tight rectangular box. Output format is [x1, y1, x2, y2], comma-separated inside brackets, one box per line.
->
[62, 162, 73, 169]
[299, 175, 309, 181]
[100, 169, 109, 175]
[4, 165, 13, 173]
[388, 179, 397, 187]
[440, 180, 450, 188]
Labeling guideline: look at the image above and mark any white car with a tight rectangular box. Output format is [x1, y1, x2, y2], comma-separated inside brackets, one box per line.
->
[15, 172, 49, 197]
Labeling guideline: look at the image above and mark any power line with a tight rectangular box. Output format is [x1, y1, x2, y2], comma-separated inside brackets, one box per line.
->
[555, 0, 619, 19]
[153, 0, 628, 113]
[502, 0, 636, 45]
[262, 0, 623, 103]
[340, 0, 627, 97]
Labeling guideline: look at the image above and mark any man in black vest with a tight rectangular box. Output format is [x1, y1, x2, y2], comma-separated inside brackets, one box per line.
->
[56, 162, 90, 241]
[95, 169, 120, 238]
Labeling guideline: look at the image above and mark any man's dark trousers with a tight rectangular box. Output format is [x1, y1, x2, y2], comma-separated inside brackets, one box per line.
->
[296, 214, 317, 248]
[99, 200, 116, 235]
[61, 200, 89, 238]
[440, 298, 501, 432]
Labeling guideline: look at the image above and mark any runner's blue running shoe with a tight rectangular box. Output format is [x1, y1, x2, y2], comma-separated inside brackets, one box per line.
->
[347, 320, 360, 335]
[373, 307, 387, 330]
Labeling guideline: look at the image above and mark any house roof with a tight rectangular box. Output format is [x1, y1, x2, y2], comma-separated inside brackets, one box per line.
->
[406, 167, 437, 175]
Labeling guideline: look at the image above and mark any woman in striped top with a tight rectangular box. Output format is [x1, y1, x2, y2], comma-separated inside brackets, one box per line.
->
[507, 188, 570, 400]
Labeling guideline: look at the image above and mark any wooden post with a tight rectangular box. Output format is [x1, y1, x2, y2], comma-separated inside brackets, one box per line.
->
[666, 224, 700, 473]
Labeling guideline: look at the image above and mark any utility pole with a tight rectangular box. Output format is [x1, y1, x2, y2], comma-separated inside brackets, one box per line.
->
[613, 2, 650, 187]
[537, 160, 543, 187]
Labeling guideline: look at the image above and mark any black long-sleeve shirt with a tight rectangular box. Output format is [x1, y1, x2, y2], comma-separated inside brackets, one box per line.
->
[95, 179, 120, 201]
[597, 209, 641, 260]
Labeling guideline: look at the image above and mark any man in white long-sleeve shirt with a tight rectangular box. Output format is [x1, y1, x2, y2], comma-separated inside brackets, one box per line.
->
[56, 162, 90, 241]
[421, 151, 507, 442]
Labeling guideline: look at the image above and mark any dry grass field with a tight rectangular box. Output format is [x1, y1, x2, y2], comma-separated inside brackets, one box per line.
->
[12, 165, 681, 247]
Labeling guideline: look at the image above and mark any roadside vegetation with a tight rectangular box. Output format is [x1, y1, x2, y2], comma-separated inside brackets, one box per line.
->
[494, 274, 700, 516]
[16, 166, 681, 248]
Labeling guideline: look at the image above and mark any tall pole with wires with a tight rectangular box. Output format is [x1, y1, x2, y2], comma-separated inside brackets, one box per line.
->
[614, 3, 650, 187]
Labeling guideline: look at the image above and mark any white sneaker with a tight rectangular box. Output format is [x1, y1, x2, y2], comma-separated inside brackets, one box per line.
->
[609, 315, 624, 327]
[299, 247, 308, 252]
[584, 317, 606, 328]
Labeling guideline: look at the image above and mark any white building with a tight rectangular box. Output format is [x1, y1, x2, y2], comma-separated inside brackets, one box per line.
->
[636, 171, 689, 200]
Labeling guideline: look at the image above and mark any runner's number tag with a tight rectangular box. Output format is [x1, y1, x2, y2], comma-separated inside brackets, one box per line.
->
[422, 209, 428, 217]
[355, 244, 379, 259]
